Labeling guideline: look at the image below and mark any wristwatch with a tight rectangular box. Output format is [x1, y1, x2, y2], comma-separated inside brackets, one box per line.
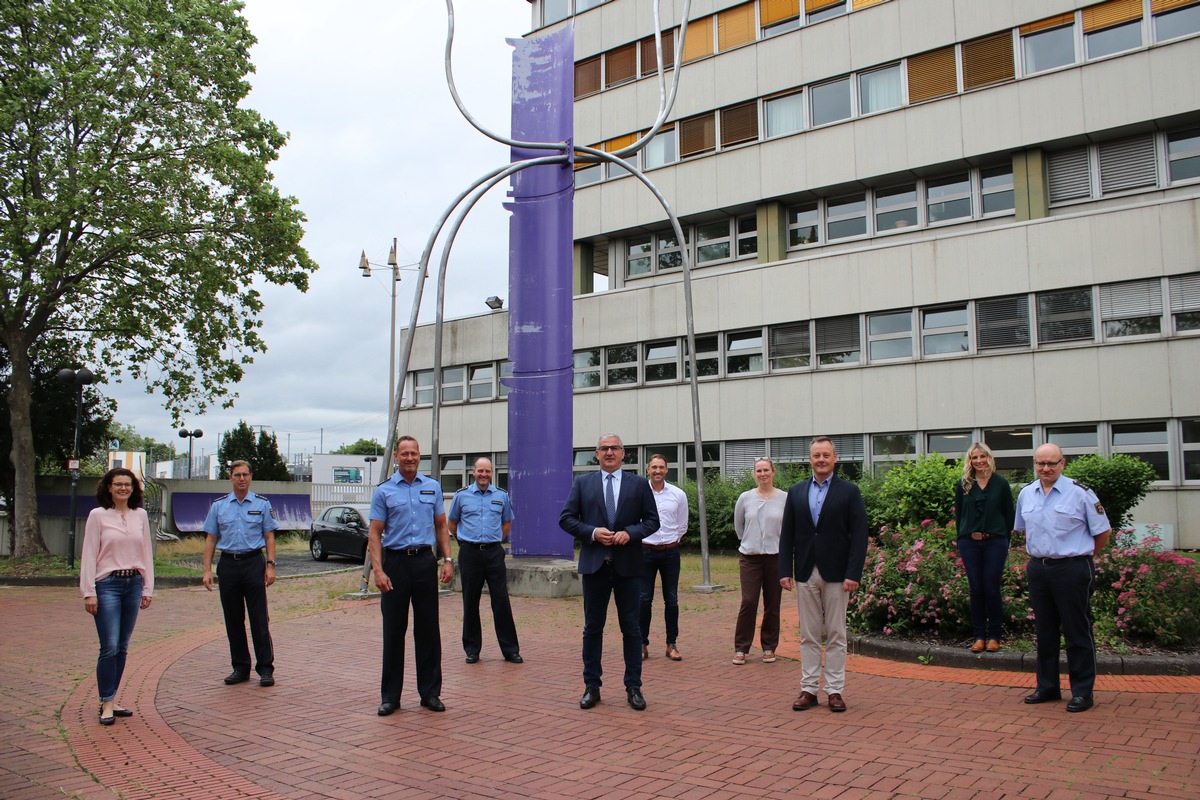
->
[266, 560, 276, 566]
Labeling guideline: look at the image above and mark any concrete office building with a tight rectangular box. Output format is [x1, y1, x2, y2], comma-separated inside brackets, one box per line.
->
[395, 0, 1200, 547]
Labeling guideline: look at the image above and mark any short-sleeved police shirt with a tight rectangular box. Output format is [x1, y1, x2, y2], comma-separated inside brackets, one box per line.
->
[448, 483, 514, 543]
[370, 472, 445, 549]
[1014, 476, 1110, 559]
[202, 491, 280, 552]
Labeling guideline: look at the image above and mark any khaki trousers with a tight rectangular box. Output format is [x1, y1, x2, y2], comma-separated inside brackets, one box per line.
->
[796, 568, 849, 694]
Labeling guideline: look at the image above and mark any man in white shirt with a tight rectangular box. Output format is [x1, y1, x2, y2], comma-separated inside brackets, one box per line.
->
[640, 454, 689, 661]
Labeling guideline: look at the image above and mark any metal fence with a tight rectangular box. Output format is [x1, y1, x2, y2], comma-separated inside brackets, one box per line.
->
[310, 483, 375, 517]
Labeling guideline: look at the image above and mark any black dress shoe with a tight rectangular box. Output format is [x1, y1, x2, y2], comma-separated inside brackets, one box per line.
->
[627, 687, 646, 711]
[259, 672, 275, 687]
[377, 702, 399, 716]
[420, 696, 446, 712]
[580, 686, 601, 709]
[1066, 696, 1094, 713]
[224, 671, 250, 685]
[1024, 690, 1062, 704]
[464, 653, 479, 664]
[504, 653, 523, 664]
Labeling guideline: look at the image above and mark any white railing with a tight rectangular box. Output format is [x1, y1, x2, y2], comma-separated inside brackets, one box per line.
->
[310, 483, 375, 516]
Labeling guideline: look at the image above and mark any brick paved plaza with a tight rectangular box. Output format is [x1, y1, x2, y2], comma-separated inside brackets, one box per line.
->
[1, 570, 1196, 799]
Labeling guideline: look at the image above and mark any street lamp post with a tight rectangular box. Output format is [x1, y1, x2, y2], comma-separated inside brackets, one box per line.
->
[178, 428, 203, 479]
[56, 367, 94, 568]
[360, 239, 402, 429]
[362, 455, 378, 486]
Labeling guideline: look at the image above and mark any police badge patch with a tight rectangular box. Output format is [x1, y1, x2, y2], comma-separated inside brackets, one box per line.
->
[1094, 502, 1104, 515]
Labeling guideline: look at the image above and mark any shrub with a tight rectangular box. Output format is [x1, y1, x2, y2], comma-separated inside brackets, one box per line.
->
[867, 454, 959, 531]
[679, 462, 811, 551]
[1092, 528, 1200, 647]
[1062, 453, 1157, 531]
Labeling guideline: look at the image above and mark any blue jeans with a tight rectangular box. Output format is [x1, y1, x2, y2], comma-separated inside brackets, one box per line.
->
[93, 573, 143, 702]
[958, 536, 1009, 641]
[640, 546, 681, 647]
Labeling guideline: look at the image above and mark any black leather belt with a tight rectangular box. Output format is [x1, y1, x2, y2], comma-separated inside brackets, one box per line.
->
[387, 545, 432, 556]
[967, 532, 1005, 541]
[643, 542, 680, 551]
[110, 568, 138, 577]
[1034, 554, 1092, 565]
[459, 541, 501, 549]
[223, 550, 262, 560]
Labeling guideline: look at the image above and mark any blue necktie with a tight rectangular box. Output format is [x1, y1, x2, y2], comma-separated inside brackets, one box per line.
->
[605, 473, 617, 530]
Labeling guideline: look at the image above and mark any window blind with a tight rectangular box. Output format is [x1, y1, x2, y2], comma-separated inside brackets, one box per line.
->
[640, 30, 675, 75]
[679, 113, 716, 157]
[1170, 273, 1200, 311]
[1100, 279, 1163, 320]
[1020, 13, 1075, 35]
[1038, 289, 1094, 343]
[962, 32, 1015, 89]
[606, 43, 637, 87]
[761, 0, 800, 25]
[815, 316, 861, 354]
[1098, 134, 1157, 194]
[1047, 147, 1092, 202]
[976, 295, 1031, 349]
[574, 57, 601, 98]
[720, 102, 759, 147]
[907, 46, 957, 102]
[770, 322, 811, 359]
[682, 16, 714, 63]
[718, 3, 756, 51]
[1083, 0, 1142, 31]
[725, 441, 767, 476]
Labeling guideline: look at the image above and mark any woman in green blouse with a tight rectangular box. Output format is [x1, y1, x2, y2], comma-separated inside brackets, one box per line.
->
[954, 442, 1015, 653]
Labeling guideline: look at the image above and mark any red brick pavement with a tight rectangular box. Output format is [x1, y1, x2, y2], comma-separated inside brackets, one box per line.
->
[2, 575, 1197, 800]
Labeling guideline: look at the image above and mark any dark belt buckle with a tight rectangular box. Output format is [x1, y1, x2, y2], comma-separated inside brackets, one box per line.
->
[404, 546, 426, 556]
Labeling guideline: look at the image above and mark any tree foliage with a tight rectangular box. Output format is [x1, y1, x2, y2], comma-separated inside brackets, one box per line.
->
[0, 1, 316, 553]
[332, 438, 384, 456]
[254, 430, 289, 481]
[1063, 453, 1157, 531]
[215, 421, 288, 481]
[865, 454, 960, 531]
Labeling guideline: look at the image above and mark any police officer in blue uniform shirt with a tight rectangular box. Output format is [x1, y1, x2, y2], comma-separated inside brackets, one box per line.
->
[448, 457, 522, 665]
[1015, 443, 1111, 713]
[368, 435, 454, 716]
[202, 460, 280, 687]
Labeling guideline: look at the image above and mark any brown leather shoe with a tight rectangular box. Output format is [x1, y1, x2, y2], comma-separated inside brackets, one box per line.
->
[969, 640, 986, 653]
[986, 639, 1000, 652]
[666, 645, 682, 661]
[792, 691, 818, 711]
[827, 693, 847, 712]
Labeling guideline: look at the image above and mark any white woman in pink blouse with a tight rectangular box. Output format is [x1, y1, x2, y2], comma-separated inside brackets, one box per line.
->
[80, 468, 154, 726]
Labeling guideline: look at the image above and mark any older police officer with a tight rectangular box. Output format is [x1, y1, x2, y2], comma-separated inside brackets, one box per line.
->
[448, 457, 522, 664]
[1015, 443, 1111, 713]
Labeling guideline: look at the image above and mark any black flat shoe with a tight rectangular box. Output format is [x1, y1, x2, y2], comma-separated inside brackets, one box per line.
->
[420, 696, 445, 712]
[112, 708, 134, 718]
[504, 653, 523, 664]
[1066, 696, 1094, 713]
[224, 671, 250, 685]
[464, 653, 479, 663]
[99, 711, 115, 726]
[259, 672, 275, 687]
[1024, 690, 1062, 705]
[377, 702, 398, 716]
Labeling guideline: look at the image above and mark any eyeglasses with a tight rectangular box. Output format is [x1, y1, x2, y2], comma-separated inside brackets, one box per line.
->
[597, 446, 624, 453]
[111, 482, 133, 489]
[1033, 459, 1064, 469]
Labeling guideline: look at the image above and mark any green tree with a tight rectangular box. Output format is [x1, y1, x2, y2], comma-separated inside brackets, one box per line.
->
[0, 1, 316, 554]
[868, 454, 960, 531]
[254, 430, 290, 481]
[216, 421, 257, 479]
[1063, 453, 1157, 531]
[332, 438, 384, 455]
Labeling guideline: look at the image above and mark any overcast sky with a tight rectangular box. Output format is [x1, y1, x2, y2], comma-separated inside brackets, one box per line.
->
[105, 0, 535, 461]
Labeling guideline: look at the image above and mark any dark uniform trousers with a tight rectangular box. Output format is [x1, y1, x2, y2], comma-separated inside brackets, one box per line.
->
[582, 561, 643, 690]
[458, 542, 519, 658]
[1027, 557, 1097, 697]
[216, 553, 274, 676]
[380, 547, 442, 704]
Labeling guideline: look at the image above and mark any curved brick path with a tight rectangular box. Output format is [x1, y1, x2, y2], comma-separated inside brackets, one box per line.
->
[2, 574, 1197, 799]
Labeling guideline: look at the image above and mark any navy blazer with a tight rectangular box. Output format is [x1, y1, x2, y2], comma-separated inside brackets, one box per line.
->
[779, 475, 869, 584]
[560, 470, 660, 577]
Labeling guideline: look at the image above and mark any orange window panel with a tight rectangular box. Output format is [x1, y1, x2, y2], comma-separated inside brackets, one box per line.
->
[1083, 0, 1143, 31]
[605, 133, 639, 152]
[806, 0, 842, 11]
[1020, 13, 1075, 35]
[761, 0, 800, 26]
[907, 45, 957, 103]
[962, 31, 1015, 90]
[1152, 0, 1200, 13]
[852, 0, 888, 8]
[718, 3, 756, 51]
[682, 16, 714, 63]
[575, 57, 601, 98]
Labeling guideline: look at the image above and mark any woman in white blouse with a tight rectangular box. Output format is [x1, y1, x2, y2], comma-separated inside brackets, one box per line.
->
[731, 458, 786, 665]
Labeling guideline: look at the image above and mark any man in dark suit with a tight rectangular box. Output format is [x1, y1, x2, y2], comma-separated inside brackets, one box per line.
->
[779, 436, 869, 713]
[560, 433, 660, 711]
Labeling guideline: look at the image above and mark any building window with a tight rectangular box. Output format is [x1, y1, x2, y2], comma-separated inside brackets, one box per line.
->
[574, 164, 602, 188]
[684, 441, 722, 479]
[907, 45, 957, 103]
[815, 315, 861, 365]
[811, 76, 853, 126]
[1168, 128, 1200, 182]
[643, 443, 682, 482]
[681, 14, 715, 63]
[867, 310, 913, 361]
[1037, 288, 1095, 344]
[717, 2, 756, 52]
[769, 322, 811, 370]
[875, 184, 918, 231]
[695, 221, 733, 264]
[468, 364, 495, 400]
[544, 0, 570, 27]
[627, 236, 653, 277]
[657, 229, 686, 270]
[826, 193, 867, 239]
[678, 113, 716, 158]
[922, 305, 970, 355]
[1154, 0, 1200, 41]
[644, 340, 679, 382]
[574, 56, 600, 98]
[926, 174, 971, 223]
[962, 31, 1016, 90]
[573, 448, 599, 475]
[807, 0, 847, 24]
[1098, 134, 1157, 194]
[976, 295, 1031, 350]
[574, 349, 601, 389]
[871, 433, 917, 475]
[1047, 424, 1099, 453]
[606, 344, 638, 385]
[726, 330, 764, 374]
[640, 29, 676, 76]
[643, 127, 677, 170]
[788, 202, 820, 246]
[1112, 421, 1170, 480]
[441, 367, 465, 402]
[765, 91, 805, 137]
[1021, 18, 1076, 75]
[1170, 273, 1200, 332]
[1048, 147, 1092, 203]
[605, 42, 637, 87]
[858, 64, 903, 115]
[737, 216, 758, 256]
[927, 430, 972, 459]
[1182, 419, 1200, 481]
[981, 165, 1016, 214]
[498, 361, 512, 398]
[439, 455, 465, 493]
[1100, 278, 1164, 338]
[413, 370, 434, 406]
[1084, 0, 1143, 59]
[982, 427, 1034, 475]
[720, 101, 759, 147]
[685, 335, 721, 378]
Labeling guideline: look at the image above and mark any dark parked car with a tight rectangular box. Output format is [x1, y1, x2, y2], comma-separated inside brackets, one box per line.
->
[309, 503, 371, 562]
